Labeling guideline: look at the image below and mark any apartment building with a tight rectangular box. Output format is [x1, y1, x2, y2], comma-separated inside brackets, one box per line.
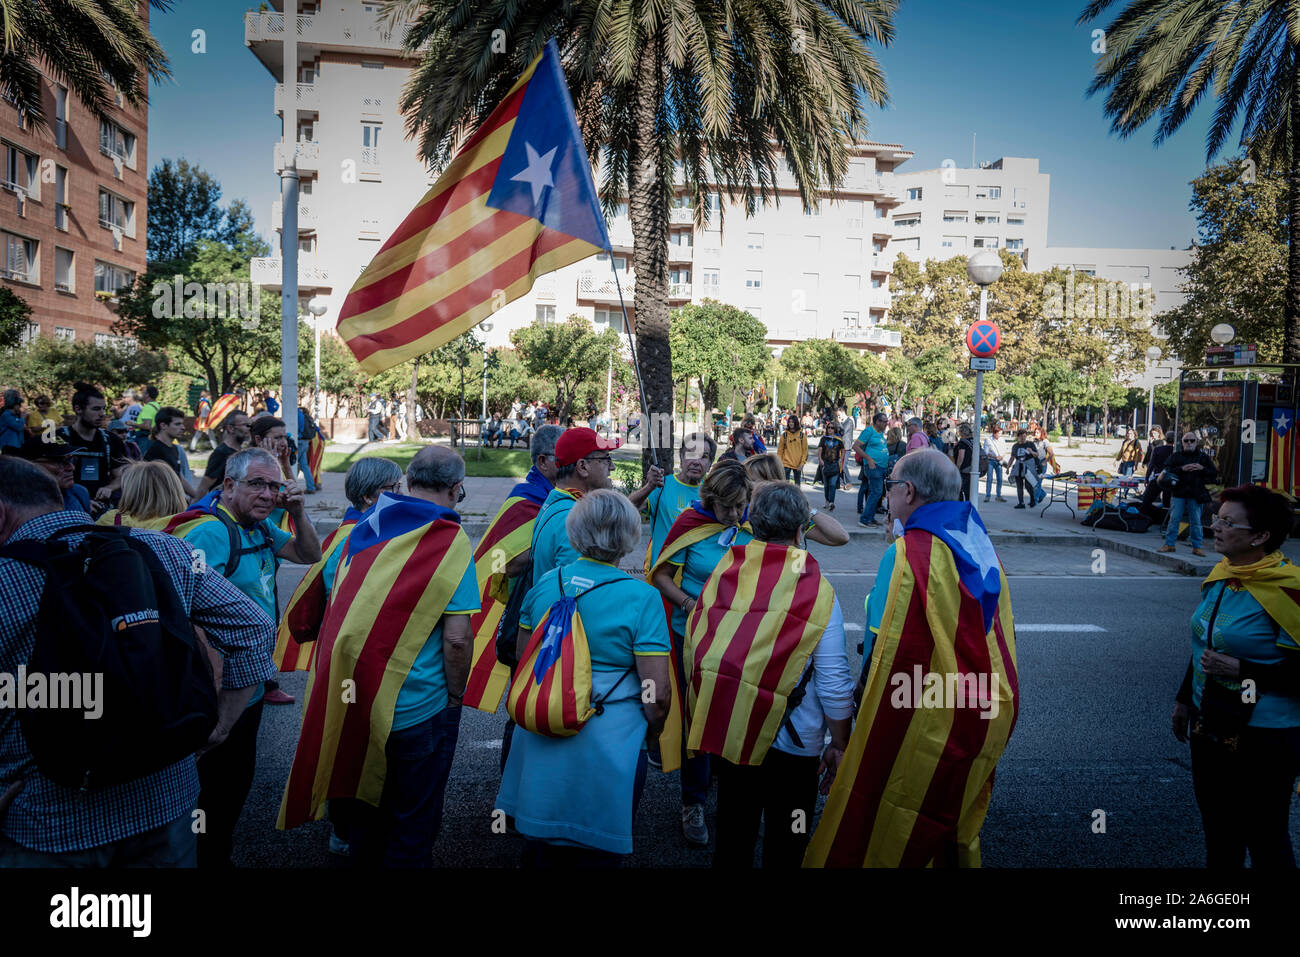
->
[245, 2, 909, 357]
[0, 51, 148, 344]
[890, 157, 1050, 264]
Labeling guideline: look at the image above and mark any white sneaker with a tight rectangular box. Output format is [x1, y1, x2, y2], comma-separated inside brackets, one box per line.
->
[681, 804, 708, 847]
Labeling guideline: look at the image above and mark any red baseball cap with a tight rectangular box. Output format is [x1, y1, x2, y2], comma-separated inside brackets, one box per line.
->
[554, 427, 621, 467]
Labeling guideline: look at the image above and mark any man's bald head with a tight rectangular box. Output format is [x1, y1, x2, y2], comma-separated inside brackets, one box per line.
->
[407, 446, 465, 492]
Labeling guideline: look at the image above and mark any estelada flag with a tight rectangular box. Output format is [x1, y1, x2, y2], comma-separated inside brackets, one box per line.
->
[205, 392, 241, 431]
[336, 38, 610, 375]
[278, 493, 477, 829]
[272, 508, 362, 672]
[463, 466, 552, 712]
[1266, 408, 1296, 495]
[645, 503, 742, 773]
[805, 501, 1018, 868]
[307, 432, 326, 487]
[684, 541, 834, 766]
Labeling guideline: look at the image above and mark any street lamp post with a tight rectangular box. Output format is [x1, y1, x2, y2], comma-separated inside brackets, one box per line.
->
[966, 250, 1004, 508]
[309, 298, 327, 421]
[1145, 345, 1161, 434]
[1210, 323, 1235, 381]
[480, 322, 493, 421]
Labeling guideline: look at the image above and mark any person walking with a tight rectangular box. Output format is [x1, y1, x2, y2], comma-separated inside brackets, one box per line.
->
[1140, 427, 1175, 517]
[143, 407, 199, 501]
[817, 423, 846, 512]
[190, 390, 217, 452]
[954, 423, 975, 502]
[1, 391, 26, 450]
[777, 415, 808, 485]
[982, 426, 1006, 502]
[1007, 428, 1043, 509]
[1116, 429, 1143, 477]
[853, 412, 889, 528]
[1158, 433, 1218, 556]
[1172, 484, 1300, 867]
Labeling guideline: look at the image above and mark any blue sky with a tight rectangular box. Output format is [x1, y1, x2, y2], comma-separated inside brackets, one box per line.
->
[147, 0, 1232, 251]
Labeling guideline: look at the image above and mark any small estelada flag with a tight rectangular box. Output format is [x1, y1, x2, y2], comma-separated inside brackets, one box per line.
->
[337, 38, 610, 375]
[1266, 408, 1296, 494]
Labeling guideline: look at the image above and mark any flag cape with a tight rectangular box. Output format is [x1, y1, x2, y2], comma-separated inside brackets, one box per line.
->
[1202, 550, 1300, 643]
[206, 393, 240, 431]
[95, 509, 186, 532]
[337, 38, 610, 375]
[278, 494, 475, 829]
[272, 509, 362, 672]
[683, 541, 834, 766]
[464, 466, 552, 712]
[644, 503, 737, 773]
[804, 510, 1018, 868]
[1266, 409, 1296, 495]
[307, 432, 325, 487]
[194, 398, 212, 430]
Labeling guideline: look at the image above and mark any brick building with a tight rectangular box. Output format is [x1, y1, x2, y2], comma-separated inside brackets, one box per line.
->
[1, 57, 149, 345]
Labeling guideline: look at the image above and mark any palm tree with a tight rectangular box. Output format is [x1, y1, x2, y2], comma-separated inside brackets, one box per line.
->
[0, 0, 169, 129]
[1080, 0, 1300, 364]
[393, 0, 895, 472]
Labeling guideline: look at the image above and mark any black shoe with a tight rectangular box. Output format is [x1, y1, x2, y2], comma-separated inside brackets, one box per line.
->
[1014, 503, 1026, 509]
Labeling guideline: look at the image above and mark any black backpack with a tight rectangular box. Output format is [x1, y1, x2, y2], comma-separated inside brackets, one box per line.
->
[299, 409, 319, 442]
[1, 525, 219, 790]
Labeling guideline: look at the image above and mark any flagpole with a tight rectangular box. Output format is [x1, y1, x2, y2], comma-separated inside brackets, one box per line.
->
[609, 264, 659, 471]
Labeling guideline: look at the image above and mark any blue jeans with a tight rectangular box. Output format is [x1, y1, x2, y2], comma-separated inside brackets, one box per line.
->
[984, 459, 1004, 497]
[1119, 461, 1136, 477]
[672, 631, 711, 806]
[822, 464, 840, 505]
[0, 807, 196, 867]
[296, 438, 317, 491]
[1166, 498, 1204, 548]
[350, 705, 462, 869]
[859, 465, 885, 524]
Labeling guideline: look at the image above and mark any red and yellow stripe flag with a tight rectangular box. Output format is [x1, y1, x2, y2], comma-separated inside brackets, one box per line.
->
[272, 517, 358, 672]
[1266, 408, 1296, 495]
[804, 530, 1018, 868]
[307, 432, 325, 487]
[205, 392, 241, 431]
[463, 493, 543, 712]
[278, 496, 475, 829]
[684, 541, 835, 766]
[336, 39, 610, 375]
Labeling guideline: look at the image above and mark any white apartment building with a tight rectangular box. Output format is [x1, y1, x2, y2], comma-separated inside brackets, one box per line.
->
[244, 3, 909, 357]
[889, 157, 1050, 264]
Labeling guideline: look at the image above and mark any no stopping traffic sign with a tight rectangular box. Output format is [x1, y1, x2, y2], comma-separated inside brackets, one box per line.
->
[966, 321, 1001, 357]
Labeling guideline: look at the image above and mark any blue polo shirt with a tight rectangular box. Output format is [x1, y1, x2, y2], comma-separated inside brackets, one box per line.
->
[530, 487, 581, 582]
[863, 543, 898, 665]
[664, 526, 754, 636]
[643, 475, 701, 568]
[857, 426, 889, 469]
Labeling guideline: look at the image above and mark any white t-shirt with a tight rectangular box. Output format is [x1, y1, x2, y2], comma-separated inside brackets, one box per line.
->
[982, 434, 1001, 459]
[772, 596, 855, 757]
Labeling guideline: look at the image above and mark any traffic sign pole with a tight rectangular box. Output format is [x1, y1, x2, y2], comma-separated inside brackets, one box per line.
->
[970, 289, 987, 507]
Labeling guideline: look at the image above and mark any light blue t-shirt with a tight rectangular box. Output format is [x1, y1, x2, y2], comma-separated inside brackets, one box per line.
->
[665, 526, 754, 636]
[521, 558, 670, 668]
[1189, 573, 1300, 728]
[182, 510, 293, 705]
[321, 526, 353, 595]
[863, 543, 898, 667]
[391, 549, 481, 730]
[530, 487, 581, 583]
[856, 426, 889, 469]
[643, 475, 701, 569]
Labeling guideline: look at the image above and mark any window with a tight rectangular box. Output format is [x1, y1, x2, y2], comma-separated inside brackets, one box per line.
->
[1012, 187, 1027, 208]
[907, 187, 923, 201]
[3, 232, 38, 283]
[870, 276, 883, 288]
[893, 214, 920, 227]
[535, 304, 556, 324]
[20, 322, 40, 345]
[98, 119, 136, 168]
[972, 236, 999, 249]
[595, 252, 627, 272]
[1007, 216, 1025, 226]
[301, 178, 314, 196]
[593, 307, 624, 334]
[98, 189, 135, 236]
[942, 210, 968, 223]
[842, 311, 860, 329]
[669, 266, 691, 285]
[93, 260, 134, 297]
[670, 193, 692, 209]
[874, 205, 886, 219]
[941, 235, 967, 250]
[894, 237, 920, 252]
[297, 235, 315, 256]
[94, 332, 136, 351]
[745, 232, 764, 250]
[361, 123, 381, 165]
[298, 121, 315, 142]
[744, 270, 762, 289]
[54, 85, 67, 149]
[54, 166, 67, 230]
[54, 326, 75, 341]
[54, 247, 74, 292]
[1074, 266, 1096, 277]
[872, 241, 886, 253]
[975, 185, 1001, 200]
[945, 184, 970, 199]
[670, 229, 693, 248]
[701, 268, 720, 294]
[3, 142, 38, 198]
[706, 192, 721, 213]
[974, 212, 1000, 225]
[1005, 238, 1024, 251]
[360, 61, 384, 70]
[611, 201, 628, 218]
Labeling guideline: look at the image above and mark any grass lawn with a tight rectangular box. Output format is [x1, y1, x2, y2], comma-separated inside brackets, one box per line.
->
[322, 444, 533, 477]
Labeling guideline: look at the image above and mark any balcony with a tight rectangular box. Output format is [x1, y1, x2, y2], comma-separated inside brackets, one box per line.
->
[250, 257, 332, 291]
[607, 222, 634, 248]
[831, 326, 902, 348]
[667, 245, 693, 263]
[274, 83, 320, 115]
[669, 207, 693, 225]
[669, 282, 692, 300]
[360, 146, 381, 175]
[274, 140, 320, 173]
[271, 200, 318, 231]
[245, 10, 416, 73]
[577, 271, 634, 305]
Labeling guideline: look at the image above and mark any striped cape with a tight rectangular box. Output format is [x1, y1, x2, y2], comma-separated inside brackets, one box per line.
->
[307, 432, 325, 487]
[206, 393, 241, 431]
[804, 516, 1018, 868]
[645, 504, 737, 773]
[684, 541, 835, 766]
[272, 509, 362, 672]
[194, 397, 212, 431]
[278, 494, 475, 829]
[463, 466, 552, 712]
[1202, 550, 1300, 641]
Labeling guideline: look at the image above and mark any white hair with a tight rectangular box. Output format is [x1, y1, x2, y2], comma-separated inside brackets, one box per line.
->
[565, 489, 640, 562]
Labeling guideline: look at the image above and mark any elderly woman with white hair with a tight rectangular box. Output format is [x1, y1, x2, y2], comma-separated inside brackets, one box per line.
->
[495, 489, 671, 867]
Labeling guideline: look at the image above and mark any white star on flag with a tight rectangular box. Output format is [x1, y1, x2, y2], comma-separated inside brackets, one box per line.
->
[1276, 411, 1291, 433]
[511, 142, 558, 206]
[947, 513, 1000, 584]
[364, 493, 397, 536]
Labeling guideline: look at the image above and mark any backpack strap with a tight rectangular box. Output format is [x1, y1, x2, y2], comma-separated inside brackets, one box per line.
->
[210, 507, 277, 582]
[779, 659, 817, 750]
[555, 573, 633, 716]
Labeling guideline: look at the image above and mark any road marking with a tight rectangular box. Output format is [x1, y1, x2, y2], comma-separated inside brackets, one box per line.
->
[1016, 624, 1107, 632]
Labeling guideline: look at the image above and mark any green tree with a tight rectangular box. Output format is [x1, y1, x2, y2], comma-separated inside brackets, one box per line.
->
[0, 287, 32, 350]
[1080, 0, 1300, 363]
[670, 300, 770, 418]
[510, 316, 624, 421]
[0, 0, 168, 128]
[395, 1, 896, 473]
[779, 339, 869, 410]
[0, 337, 167, 412]
[146, 158, 236, 263]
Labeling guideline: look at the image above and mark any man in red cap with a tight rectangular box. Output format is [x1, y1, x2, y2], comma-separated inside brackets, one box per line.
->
[529, 428, 662, 584]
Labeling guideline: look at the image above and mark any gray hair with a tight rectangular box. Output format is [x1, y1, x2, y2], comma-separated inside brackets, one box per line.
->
[565, 488, 640, 562]
[225, 447, 280, 483]
[531, 424, 563, 464]
[344, 457, 403, 509]
[893, 448, 961, 503]
[407, 445, 465, 491]
[906, 417, 923, 430]
[748, 482, 810, 542]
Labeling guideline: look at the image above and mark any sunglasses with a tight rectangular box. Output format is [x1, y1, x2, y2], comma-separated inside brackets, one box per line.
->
[884, 478, 911, 493]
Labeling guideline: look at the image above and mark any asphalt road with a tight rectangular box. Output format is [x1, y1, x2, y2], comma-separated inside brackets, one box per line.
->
[230, 537, 1298, 868]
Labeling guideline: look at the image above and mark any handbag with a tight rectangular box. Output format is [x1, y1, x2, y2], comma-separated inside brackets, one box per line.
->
[1190, 582, 1256, 750]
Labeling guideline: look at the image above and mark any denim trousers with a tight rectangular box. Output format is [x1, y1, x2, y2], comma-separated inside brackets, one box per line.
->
[984, 460, 1004, 497]
[859, 466, 885, 523]
[1166, 497, 1204, 547]
[296, 438, 316, 491]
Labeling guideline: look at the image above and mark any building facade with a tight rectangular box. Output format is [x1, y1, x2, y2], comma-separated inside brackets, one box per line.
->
[0, 48, 148, 344]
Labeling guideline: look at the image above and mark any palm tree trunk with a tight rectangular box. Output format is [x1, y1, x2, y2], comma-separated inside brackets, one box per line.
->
[1287, 48, 1300, 364]
[629, 33, 673, 477]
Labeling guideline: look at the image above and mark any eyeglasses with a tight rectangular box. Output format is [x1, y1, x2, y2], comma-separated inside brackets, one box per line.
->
[239, 479, 286, 494]
[1210, 515, 1253, 531]
[884, 478, 911, 493]
[456, 484, 467, 504]
[1182, 440, 1198, 445]
[584, 454, 613, 466]
[380, 482, 402, 493]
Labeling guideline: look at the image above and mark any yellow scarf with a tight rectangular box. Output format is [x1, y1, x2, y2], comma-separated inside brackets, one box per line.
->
[1202, 550, 1300, 644]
